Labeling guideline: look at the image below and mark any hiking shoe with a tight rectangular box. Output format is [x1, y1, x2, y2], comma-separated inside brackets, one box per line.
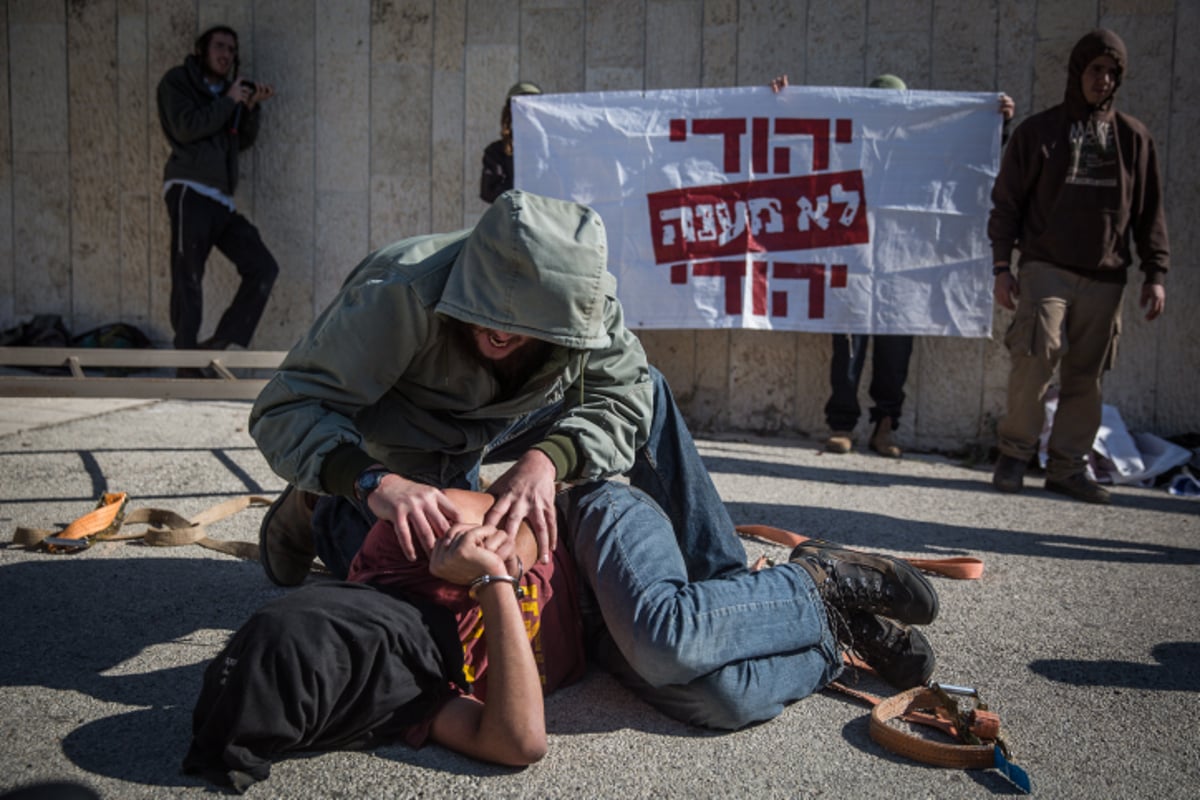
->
[259, 484, 317, 586]
[841, 611, 936, 690]
[791, 539, 938, 625]
[1045, 473, 1111, 505]
[992, 454, 1027, 493]
[825, 431, 854, 454]
[869, 417, 902, 458]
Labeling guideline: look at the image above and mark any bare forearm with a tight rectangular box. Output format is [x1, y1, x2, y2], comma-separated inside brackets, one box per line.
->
[473, 583, 546, 761]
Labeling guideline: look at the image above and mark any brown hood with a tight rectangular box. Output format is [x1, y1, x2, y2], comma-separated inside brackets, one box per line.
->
[1064, 28, 1126, 120]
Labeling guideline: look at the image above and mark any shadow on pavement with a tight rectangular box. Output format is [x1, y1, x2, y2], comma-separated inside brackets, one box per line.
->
[0, 557, 275, 787]
[1029, 641, 1200, 691]
[706, 453, 1200, 517]
[0, 554, 699, 787]
[727, 501, 1200, 567]
[0, 445, 280, 506]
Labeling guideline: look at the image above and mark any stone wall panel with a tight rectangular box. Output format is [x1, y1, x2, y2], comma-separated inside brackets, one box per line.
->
[933, 0, 996, 91]
[11, 11, 69, 321]
[465, 1, 519, 219]
[13, 155, 70, 318]
[69, 0, 121, 329]
[432, 0, 465, 230]
[521, 6, 585, 95]
[586, 0, 644, 90]
[701, 0, 738, 88]
[735, 0, 805, 87]
[647, 1, 703, 89]
[0, 0, 1195, 443]
[806, 0, 866, 88]
[0, 3, 12, 328]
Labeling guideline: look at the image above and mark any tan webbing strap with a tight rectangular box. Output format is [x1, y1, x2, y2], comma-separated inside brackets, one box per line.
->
[735, 523, 985, 580]
[13, 494, 272, 560]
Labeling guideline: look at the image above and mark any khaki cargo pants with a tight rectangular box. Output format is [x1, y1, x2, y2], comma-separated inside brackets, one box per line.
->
[996, 260, 1124, 482]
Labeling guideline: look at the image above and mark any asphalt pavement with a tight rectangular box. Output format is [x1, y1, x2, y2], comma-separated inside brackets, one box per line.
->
[0, 397, 1197, 799]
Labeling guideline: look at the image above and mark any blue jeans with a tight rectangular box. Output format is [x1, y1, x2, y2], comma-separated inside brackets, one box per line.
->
[825, 333, 913, 431]
[313, 367, 744, 582]
[560, 481, 842, 730]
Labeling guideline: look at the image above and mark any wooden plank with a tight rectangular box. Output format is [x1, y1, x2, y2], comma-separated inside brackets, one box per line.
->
[0, 347, 286, 369]
[0, 376, 269, 400]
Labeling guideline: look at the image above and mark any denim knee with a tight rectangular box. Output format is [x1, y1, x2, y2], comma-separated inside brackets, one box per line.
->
[645, 671, 784, 731]
[620, 612, 699, 687]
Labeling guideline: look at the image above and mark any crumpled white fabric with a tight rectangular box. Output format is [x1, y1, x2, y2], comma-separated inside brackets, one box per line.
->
[1038, 395, 1193, 486]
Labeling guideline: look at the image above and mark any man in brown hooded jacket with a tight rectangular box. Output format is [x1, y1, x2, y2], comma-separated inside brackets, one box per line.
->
[988, 28, 1169, 504]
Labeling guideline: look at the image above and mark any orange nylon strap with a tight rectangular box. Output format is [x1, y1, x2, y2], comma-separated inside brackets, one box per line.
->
[735, 523, 984, 580]
[12, 494, 272, 560]
[13, 492, 129, 551]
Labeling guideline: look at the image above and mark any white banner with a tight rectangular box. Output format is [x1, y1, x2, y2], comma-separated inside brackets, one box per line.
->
[512, 86, 1003, 337]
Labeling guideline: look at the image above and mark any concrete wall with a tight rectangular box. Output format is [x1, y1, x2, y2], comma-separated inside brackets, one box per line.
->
[0, 0, 1195, 451]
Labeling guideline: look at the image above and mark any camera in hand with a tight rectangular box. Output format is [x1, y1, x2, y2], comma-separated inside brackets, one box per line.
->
[239, 79, 256, 92]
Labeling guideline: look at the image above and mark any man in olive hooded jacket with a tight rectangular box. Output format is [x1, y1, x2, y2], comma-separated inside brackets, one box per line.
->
[251, 190, 672, 581]
[988, 28, 1169, 505]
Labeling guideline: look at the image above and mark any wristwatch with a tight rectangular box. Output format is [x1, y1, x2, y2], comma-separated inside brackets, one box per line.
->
[353, 466, 390, 503]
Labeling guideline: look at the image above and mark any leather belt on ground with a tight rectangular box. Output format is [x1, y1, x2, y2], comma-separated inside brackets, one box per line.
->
[828, 666, 1030, 792]
[868, 685, 999, 768]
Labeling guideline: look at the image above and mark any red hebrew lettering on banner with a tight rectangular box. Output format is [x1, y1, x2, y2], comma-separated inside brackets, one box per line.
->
[649, 114, 866, 320]
[646, 171, 869, 265]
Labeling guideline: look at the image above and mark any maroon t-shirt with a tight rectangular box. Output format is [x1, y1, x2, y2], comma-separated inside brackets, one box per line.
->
[347, 520, 587, 702]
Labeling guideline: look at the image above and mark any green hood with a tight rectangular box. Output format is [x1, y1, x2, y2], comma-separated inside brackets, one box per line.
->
[437, 190, 614, 349]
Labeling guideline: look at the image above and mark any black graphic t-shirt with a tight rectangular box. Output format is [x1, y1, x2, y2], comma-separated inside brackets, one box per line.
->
[1066, 118, 1118, 188]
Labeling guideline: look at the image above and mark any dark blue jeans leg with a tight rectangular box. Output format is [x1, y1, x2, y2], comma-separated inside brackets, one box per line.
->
[310, 494, 377, 580]
[866, 335, 913, 427]
[625, 367, 748, 581]
[825, 333, 869, 431]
